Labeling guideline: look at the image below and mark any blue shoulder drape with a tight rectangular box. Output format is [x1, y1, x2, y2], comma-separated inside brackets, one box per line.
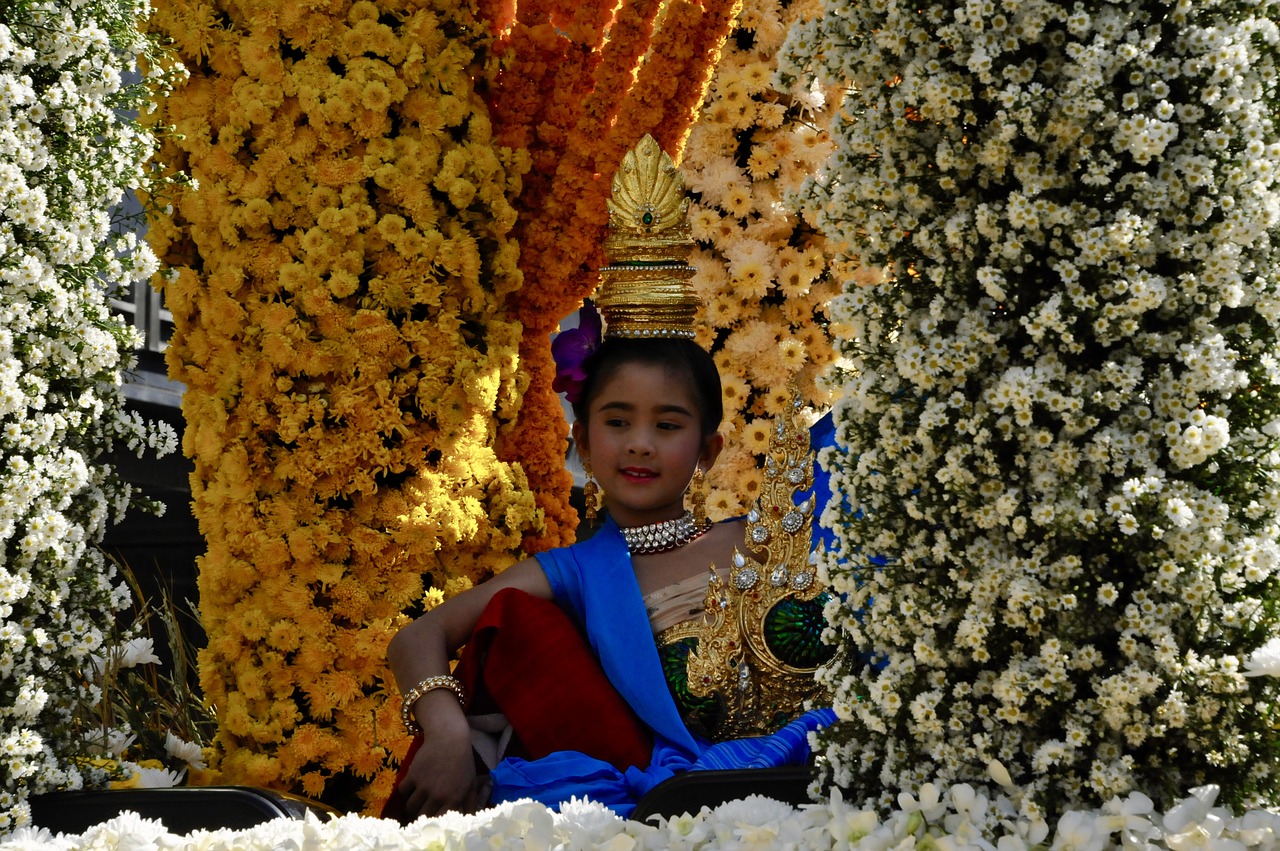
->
[487, 516, 833, 815]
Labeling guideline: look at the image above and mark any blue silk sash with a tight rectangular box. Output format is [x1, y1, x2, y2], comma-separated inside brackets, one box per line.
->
[488, 516, 834, 815]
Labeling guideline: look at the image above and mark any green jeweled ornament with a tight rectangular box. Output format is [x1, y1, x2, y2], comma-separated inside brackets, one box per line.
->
[763, 592, 837, 669]
[658, 638, 722, 738]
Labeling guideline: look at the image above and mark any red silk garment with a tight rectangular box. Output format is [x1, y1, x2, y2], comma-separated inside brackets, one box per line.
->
[382, 588, 653, 820]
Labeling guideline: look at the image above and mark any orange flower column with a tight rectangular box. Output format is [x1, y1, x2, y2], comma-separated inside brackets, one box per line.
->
[480, 0, 744, 551]
[147, 0, 537, 810]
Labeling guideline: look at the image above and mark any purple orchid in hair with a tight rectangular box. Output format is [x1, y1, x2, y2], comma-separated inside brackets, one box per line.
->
[551, 303, 603, 404]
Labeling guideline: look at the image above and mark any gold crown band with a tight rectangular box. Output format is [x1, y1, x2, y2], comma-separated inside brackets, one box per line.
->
[598, 135, 701, 340]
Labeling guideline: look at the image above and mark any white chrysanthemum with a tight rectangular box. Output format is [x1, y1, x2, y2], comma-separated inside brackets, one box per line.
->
[1, 0, 177, 829]
[1243, 637, 1280, 678]
[116, 637, 161, 669]
[782, 0, 1280, 813]
[19, 788, 1280, 850]
[73, 810, 170, 846]
[163, 732, 206, 770]
[119, 762, 185, 789]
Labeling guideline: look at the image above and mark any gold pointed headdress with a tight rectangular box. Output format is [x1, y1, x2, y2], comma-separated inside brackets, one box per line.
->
[596, 135, 700, 340]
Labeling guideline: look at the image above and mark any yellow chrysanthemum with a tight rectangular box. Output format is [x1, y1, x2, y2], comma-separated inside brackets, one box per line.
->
[777, 261, 809, 299]
[150, 0, 540, 813]
[779, 337, 807, 370]
[679, 0, 845, 517]
[732, 264, 770, 300]
[741, 61, 771, 93]
[706, 295, 738, 326]
[689, 205, 721, 241]
[707, 488, 737, 518]
[746, 146, 781, 179]
[722, 374, 751, 410]
[743, 420, 771, 454]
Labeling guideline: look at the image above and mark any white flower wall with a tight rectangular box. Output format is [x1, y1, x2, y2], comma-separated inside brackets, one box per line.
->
[0, 0, 176, 832]
[781, 0, 1280, 813]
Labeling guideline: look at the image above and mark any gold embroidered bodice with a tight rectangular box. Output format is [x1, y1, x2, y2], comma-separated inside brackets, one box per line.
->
[645, 398, 837, 742]
[644, 569, 728, 635]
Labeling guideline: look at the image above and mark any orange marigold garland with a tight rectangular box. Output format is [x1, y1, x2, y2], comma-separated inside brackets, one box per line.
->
[486, 0, 744, 551]
[147, 0, 537, 811]
[681, 0, 849, 519]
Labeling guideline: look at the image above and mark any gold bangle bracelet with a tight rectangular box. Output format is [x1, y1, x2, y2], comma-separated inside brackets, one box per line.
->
[400, 675, 467, 735]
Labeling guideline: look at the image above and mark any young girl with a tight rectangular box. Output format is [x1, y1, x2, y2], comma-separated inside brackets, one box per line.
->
[384, 328, 832, 820]
[385, 135, 832, 821]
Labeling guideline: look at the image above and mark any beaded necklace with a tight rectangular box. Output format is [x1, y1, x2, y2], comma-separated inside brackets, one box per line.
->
[620, 510, 713, 555]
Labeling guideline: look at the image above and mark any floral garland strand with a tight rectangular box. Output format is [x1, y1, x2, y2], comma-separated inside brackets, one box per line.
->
[480, 0, 629, 551]
[680, 0, 848, 518]
[486, 0, 743, 551]
[782, 0, 1280, 815]
[0, 0, 179, 833]
[148, 0, 538, 811]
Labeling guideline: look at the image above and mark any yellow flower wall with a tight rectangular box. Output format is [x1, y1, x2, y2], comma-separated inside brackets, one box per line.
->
[680, 0, 848, 518]
[147, 0, 538, 810]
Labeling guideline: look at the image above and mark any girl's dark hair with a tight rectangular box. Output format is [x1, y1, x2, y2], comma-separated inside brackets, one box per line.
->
[571, 338, 723, 438]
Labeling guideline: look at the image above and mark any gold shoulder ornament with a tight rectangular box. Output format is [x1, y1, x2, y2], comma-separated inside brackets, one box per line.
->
[657, 394, 839, 741]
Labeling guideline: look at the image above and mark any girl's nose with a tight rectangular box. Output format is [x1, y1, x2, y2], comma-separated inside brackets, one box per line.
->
[626, 431, 654, 456]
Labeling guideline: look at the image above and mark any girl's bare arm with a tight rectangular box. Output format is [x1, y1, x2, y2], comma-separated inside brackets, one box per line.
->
[386, 557, 554, 817]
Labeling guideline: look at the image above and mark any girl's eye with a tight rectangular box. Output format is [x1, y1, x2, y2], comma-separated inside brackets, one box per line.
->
[604, 417, 627, 428]
[657, 421, 684, 431]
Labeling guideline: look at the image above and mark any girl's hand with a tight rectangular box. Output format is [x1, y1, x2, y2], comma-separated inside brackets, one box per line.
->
[385, 557, 554, 819]
[400, 711, 485, 818]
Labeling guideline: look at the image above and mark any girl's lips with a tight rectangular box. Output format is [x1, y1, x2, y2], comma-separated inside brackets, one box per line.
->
[619, 467, 658, 482]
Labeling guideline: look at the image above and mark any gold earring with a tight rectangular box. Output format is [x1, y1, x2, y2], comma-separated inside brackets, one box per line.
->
[690, 467, 707, 528]
[582, 460, 600, 522]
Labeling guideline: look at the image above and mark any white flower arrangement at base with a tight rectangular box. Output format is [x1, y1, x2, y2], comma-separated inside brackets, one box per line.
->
[4, 778, 1280, 851]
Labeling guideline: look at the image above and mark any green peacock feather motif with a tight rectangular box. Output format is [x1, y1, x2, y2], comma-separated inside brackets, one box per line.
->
[763, 592, 837, 669]
[658, 638, 723, 739]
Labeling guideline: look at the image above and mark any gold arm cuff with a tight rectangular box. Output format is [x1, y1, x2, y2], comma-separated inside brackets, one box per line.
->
[400, 675, 467, 735]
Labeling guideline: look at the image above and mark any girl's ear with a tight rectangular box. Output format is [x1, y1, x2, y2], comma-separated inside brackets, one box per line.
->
[571, 419, 588, 456]
[699, 430, 725, 471]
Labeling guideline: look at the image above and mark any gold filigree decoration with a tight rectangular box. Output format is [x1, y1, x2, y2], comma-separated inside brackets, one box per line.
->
[605, 135, 692, 253]
[658, 390, 836, 740]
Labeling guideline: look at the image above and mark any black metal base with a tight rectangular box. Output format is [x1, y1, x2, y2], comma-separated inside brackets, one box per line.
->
[30, 769, 813, 833]
[28, 786, 340, 835]
[630, 766, 816, 822]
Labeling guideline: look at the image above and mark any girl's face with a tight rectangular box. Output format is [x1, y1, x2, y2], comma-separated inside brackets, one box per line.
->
[574, 361, 722, 529]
